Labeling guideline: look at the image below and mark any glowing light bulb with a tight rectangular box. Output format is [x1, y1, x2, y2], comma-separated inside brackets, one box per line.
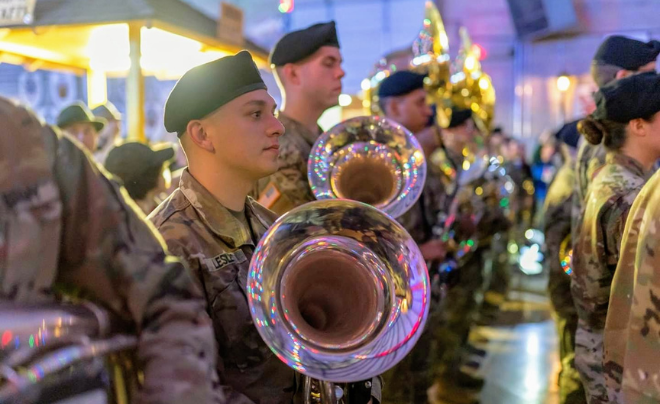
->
[557, 75, 571, 92]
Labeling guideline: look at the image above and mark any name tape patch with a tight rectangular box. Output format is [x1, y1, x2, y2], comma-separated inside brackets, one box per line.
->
[204, 249, 247, 272]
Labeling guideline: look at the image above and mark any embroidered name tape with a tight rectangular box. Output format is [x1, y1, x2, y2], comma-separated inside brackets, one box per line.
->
[204, 249, 247, 272]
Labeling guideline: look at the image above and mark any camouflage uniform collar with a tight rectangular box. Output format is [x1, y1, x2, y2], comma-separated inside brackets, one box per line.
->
[277, 112, 322, 146]
[606, 151, 652, 180]
[179, 169, 268, 248]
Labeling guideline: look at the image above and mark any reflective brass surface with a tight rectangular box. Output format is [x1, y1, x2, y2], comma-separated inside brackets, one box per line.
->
[248, 199, 430, 383]
[308, 116, 426, 218]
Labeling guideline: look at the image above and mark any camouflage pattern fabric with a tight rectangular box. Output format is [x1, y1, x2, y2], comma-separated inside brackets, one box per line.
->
[252, 113, 322, 215]
[570, 139, 607, 248]
[543, 160, 586, 404]
[149, 170, 297, 404]
[0, 97, 222, 404]
[383, 158, 452, 404]
[151, 169, 382, 404]
[605, 169, 660, 403]
[571, 152, 650, 404]
[544, 162, 578, 318]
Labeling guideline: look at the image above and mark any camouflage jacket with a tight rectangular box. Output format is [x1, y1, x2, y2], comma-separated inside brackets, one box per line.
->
[0, 99, 221, 404]
[570, 152, 650, 330]
[148, 170, 297, 404]
[253, 113, 322, 216]
[605, 169, 660, 403]
[543, 161, 577, 317]
[571, 139, 607, 243]
[397, 161, 452, 245]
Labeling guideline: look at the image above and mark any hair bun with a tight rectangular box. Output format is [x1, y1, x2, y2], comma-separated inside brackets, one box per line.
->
[578, 116, 605, 145]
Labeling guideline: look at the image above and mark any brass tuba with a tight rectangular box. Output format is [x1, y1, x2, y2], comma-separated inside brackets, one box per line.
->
[307, 116, 426, 218]
[362, 1, 452, 124]
[247, 199, 430, 403]
[449, 27, 496, 134]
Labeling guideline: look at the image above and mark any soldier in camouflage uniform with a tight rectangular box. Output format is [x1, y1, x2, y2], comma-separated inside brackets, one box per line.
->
[570, 73, 660, 404]
[376, 70, 449, 404]
[543, 121, 586, 404]
[149, 51, 381, 404]
[0, 97, 222, 403]
[253, 22, 345, 215]
[571, 35, 660, 249]
[569, 37, 660, 404]
[606, 168, 660, 403]
[431, 109, 509, 404]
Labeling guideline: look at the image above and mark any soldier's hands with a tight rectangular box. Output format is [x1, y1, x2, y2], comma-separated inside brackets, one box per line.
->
[419, 239, 448, 261]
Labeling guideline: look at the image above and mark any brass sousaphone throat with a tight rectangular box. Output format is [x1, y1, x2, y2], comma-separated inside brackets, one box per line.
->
[247, 199, 430, 403]
[307, 116, 426, 219]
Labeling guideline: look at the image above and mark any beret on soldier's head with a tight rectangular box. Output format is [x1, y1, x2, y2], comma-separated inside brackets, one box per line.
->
[92, 102, 122, 121]
[554, 120, 580, 149]
[378, 71, 426, 98]
[593, 35, 660, 71]
[164, 50, 267, 135]
[105, 142, 175, 180]
[269, 21, 340, 66]
[592, 72, 660, 123]
[448, 108, 473, 129]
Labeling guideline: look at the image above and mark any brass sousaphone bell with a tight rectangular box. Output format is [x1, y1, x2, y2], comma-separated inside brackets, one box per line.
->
[247, 199, 430, 403]
[247, 116, 430, 403]
[307, 116, 427, 218]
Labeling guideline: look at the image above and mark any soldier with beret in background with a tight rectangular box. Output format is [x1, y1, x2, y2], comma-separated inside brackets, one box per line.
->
[377, 70, 448, 404]
[572, 36, 660, 246]
[253, 22, 345, 215]
[105, 142, 175, 215]
[92, 101, 123, 164]
[543, 121, 586, 404]
[56, 101, 106, 153]
[571, 72, 660, 404]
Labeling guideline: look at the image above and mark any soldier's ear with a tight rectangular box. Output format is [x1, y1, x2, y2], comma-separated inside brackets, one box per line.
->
[385, 98, 399, 118]
[283, 64, 301, 86]
[628, 118, 647, 138]
[186, 120, 215, 153]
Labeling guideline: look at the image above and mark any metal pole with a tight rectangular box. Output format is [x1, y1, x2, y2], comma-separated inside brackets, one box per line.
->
[127, 21, 145, 142]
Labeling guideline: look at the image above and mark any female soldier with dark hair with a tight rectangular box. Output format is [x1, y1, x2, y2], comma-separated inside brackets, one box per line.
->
[571, 72, 660, 404]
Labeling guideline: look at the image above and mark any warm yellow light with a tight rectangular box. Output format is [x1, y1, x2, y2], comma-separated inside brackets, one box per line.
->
[465, 55, 476, 71]
[462, 160, 471, 170]
[361, 78, 371, 91]
[479, 77, 490, 90]
[475, 187, 483, 196]
[87, 24, 230, 78]
[87, 69, 107, 108]
[88, 24, 130, 71]
[338, 94, 352, 107]
[557, 75, 571, 92]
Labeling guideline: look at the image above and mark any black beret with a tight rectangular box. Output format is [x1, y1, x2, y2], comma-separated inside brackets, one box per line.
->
[593, 36, 660, 71]
[592, 72, 660, 123]
[270, 21, 340, 66]
[164, 51, 267, 135]
[92, 102, 122, 121]
[448, 108, 473, 129]
[105, 142, 175, 180]
[554, 120, 580, 148]
[378, 71, 426, 98]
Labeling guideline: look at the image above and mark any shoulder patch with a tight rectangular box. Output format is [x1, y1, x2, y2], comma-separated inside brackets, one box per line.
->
[257, 182, 281, 209]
